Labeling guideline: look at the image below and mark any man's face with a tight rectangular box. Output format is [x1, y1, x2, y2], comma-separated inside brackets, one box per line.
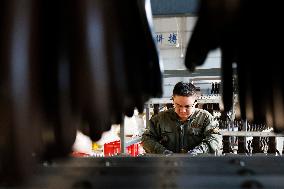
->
[172, 95, 196, 121]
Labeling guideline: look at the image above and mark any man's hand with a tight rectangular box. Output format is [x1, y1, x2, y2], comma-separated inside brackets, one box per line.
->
[188, 148, 204, 156]
[163, 150, 173, 156]
[187, 149, 198, 156]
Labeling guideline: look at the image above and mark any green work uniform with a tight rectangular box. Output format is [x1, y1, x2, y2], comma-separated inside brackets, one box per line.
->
[142, 108, 223, 154]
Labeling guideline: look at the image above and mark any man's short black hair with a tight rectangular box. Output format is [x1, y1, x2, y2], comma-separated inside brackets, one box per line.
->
[173, 82, 197, 97]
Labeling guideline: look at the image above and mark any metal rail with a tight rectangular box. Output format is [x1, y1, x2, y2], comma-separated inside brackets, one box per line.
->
[125, 136, 142, 147]
[146, 95, 222, 105]
[220, 131, 284, 137]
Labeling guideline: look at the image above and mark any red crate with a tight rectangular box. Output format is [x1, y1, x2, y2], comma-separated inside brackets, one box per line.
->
[104, 140, 139, 157]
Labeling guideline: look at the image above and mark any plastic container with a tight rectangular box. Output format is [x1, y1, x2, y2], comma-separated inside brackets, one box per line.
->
[104, 140, 140, 157]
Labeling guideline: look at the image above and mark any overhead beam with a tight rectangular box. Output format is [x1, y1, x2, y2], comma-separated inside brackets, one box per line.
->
[151, 0, 200, 17]
[163, 68, 221, 78]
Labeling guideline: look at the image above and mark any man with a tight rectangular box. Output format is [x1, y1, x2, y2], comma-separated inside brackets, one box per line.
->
[142, 82, 223, 155]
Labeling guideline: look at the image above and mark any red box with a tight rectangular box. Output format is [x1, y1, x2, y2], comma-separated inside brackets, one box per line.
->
[104, 140, 139, 157]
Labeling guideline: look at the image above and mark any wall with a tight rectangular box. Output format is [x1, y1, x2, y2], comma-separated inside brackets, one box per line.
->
[152, 16, 221, 97]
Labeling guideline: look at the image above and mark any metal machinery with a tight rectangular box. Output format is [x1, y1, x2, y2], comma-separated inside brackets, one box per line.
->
[9, 155, 284, 189]
[1, 0, 284, 188]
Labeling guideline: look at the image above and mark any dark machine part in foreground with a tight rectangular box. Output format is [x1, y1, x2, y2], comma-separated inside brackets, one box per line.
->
[1, 0, 284, 188]
[15, 155, 284, 189]
[0, 0, 162, 185]
[185, 0, 284, 131]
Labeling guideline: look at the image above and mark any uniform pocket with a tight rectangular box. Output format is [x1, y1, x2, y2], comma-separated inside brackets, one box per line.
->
[160, 127, 175, 147]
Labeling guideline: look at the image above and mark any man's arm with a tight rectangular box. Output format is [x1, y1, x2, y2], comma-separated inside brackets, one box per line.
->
[141, 119, 168, 154]
[190, 114, 223, 155]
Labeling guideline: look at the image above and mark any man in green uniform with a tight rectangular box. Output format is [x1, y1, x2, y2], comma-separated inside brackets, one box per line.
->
[142, 82, 223, 155]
